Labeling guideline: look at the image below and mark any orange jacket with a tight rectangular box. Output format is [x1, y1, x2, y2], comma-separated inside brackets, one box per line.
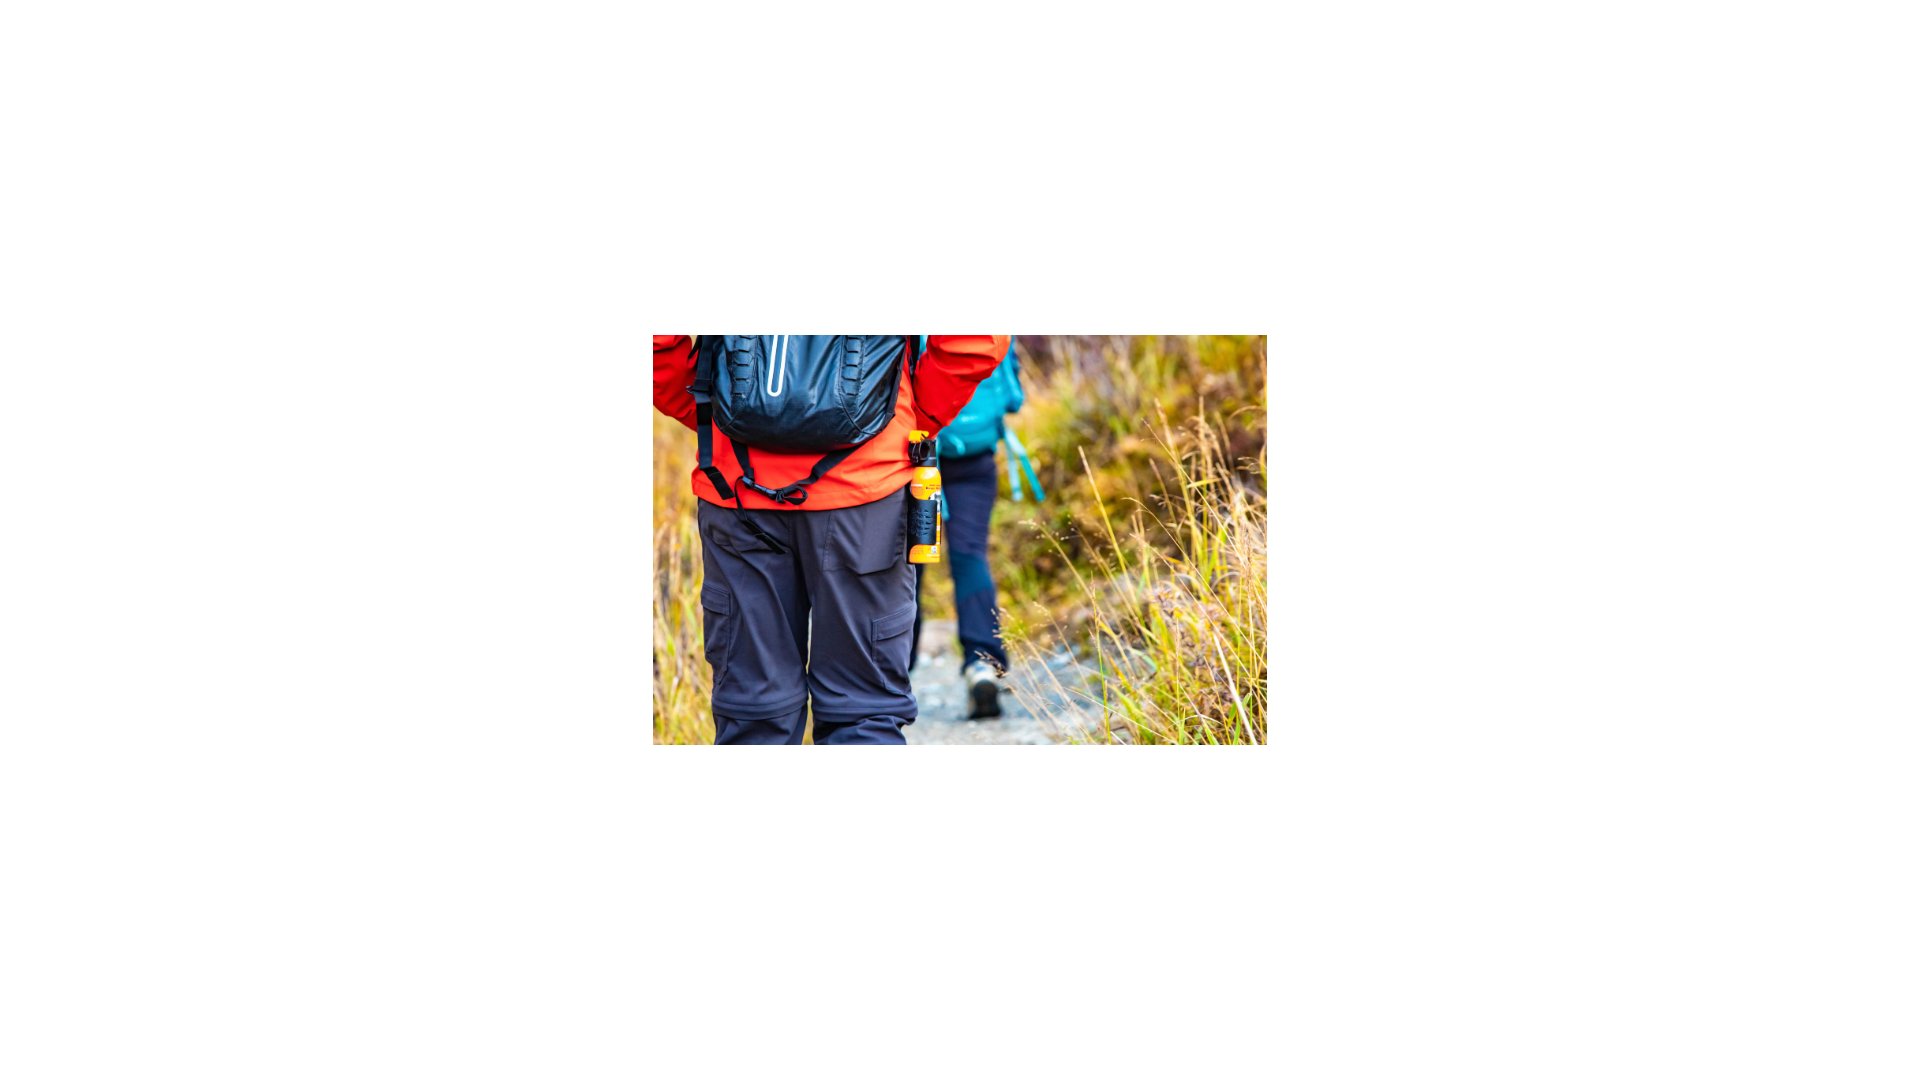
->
[654, 335, 1010, 511]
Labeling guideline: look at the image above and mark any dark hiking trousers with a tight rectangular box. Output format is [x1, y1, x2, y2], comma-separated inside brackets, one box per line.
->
[698, 485, 917, 745]
[910, 448, 1010, 676]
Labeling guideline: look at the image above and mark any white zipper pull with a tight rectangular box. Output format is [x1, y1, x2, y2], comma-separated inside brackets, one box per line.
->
[766, 334, 787, 397]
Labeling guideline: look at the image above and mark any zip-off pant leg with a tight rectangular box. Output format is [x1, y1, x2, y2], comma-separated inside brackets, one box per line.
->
[712, 704, 808, 745]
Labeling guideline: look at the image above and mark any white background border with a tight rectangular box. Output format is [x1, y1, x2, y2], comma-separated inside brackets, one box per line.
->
[7, 1, 1917, 1076]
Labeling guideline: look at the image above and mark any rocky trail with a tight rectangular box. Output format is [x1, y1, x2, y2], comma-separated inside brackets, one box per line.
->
[904, 619, 1115, 745]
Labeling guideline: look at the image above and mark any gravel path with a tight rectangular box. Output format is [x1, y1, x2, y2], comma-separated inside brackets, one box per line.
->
[904, 619, 1114, 745]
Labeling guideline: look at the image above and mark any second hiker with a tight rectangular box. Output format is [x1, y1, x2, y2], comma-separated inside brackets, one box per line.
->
[908, 335, 1044, 719]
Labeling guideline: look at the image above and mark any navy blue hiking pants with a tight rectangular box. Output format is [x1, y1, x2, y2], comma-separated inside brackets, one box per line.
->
[698, 485, 917, 745]
[911, 448, 1010, 676]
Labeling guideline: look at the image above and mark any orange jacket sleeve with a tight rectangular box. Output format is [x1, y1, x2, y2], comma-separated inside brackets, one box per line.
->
[913, 335, 1012, 433]
[653, 334, 697, 430]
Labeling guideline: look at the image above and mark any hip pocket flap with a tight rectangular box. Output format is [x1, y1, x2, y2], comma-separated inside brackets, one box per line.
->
[870, 604, 915, 643]
[701, 583, 733, 615]
[828, 489, 907, 574]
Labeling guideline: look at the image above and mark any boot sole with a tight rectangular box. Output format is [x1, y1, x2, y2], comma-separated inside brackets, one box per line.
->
[968, 680, 1002, 720]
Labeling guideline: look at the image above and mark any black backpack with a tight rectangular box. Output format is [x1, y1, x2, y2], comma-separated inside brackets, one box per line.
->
[688, 335, 921, 553]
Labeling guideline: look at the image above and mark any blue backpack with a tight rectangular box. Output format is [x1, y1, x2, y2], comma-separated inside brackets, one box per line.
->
[924, 336, 1044, 505]
[689, 335, 922, 554]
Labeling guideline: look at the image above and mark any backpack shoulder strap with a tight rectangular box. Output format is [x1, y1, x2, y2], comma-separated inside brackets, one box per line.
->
[687, 337, 734, 503]
[688, 336, 790, 553]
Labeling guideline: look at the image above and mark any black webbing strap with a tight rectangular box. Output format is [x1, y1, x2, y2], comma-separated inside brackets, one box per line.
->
[692, 401, 733, 501]
[731, 439, 858, 507]
[688, 340, 734, 501]
[725, 479, 790, 555]
[690, 336, 788, 554]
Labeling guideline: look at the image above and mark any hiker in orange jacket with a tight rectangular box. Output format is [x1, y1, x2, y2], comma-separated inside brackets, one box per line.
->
[653, 335, 1008, 744]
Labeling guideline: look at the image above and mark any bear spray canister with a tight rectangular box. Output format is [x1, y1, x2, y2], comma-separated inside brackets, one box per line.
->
[907, 430, 943, 564]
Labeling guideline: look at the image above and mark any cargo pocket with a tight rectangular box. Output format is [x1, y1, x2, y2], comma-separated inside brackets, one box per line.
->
[701, 583, 735, 693]
[870, 603, 915, 694]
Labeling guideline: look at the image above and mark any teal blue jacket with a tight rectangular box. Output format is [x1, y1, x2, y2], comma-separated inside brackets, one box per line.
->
[920, 336, 1043, 505]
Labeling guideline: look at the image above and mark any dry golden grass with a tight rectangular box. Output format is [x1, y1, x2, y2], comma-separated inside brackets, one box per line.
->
[1006, 400, 1266, 744]
[652, 414, 715, 745]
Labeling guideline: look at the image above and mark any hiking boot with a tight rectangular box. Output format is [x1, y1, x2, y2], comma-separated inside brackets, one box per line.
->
[964, 660, 1004, 720]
